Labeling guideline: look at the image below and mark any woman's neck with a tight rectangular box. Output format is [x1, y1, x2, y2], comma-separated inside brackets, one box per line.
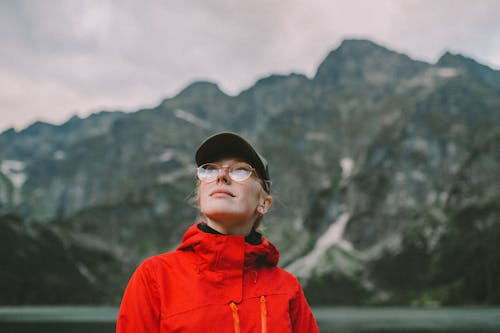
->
[205, 218, 253, 236]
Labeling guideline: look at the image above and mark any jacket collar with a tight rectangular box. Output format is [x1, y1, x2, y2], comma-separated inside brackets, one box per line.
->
[177, 222, 280, 269]
[197, 222, 263, 245]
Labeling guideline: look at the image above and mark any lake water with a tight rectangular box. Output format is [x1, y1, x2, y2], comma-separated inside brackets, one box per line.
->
[0, 306, 499, 332]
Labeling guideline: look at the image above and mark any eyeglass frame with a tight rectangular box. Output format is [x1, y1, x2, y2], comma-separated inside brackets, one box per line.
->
[196, 162, 271, 192]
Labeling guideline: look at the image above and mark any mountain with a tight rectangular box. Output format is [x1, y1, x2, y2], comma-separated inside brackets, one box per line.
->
[1, 39, 499, 305]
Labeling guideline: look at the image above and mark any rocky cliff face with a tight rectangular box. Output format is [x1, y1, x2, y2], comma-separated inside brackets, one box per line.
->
[1, 39, 499, 305]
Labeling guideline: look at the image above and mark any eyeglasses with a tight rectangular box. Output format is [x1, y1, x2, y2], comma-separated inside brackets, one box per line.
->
[197, 162, 256, 183]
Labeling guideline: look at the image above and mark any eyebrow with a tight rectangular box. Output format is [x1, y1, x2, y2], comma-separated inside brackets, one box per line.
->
[210, 160, 253, 167]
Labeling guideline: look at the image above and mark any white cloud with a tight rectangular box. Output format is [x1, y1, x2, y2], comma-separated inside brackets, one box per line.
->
[1, 0, 499, 132]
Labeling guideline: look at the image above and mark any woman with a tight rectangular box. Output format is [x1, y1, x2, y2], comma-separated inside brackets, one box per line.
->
[116, 132, 319, 332]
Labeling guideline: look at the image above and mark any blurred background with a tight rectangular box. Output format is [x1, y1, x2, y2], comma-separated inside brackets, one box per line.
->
[1, 1, 500, 332]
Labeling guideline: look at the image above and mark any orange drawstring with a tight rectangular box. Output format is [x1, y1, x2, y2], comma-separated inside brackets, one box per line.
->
[229, 302, 241, 333]
[229, 296, 267, 333]
[260, 296, 267, 333]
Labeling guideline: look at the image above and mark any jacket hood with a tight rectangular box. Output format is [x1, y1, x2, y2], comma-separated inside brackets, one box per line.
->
[177, 223, 280, 268]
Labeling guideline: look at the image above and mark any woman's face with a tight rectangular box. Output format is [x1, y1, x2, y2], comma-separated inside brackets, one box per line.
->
[198, 158, 272, 231]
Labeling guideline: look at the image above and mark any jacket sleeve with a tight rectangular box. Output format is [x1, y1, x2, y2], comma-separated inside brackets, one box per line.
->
[116, 259, 161, 333]
[290, 283, 319, 333]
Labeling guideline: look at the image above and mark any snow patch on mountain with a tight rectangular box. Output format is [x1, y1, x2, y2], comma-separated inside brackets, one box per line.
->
[286, 212, 352, 279]
[340, 157, 354, 179]
[174, 109, 211, 129]
[1, 160, 26, 189]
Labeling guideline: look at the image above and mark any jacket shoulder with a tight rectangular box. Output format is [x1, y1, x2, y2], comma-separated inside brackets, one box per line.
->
[136, 250, 192, 272]
[258, 265, 303, 292]
[275, 266, 300, 280]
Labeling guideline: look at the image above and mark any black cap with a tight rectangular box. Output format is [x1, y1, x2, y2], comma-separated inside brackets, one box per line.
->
[195, 132, 270, 187]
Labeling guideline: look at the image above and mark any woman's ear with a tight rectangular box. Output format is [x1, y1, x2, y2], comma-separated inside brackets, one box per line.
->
[257, 194, 273, 215]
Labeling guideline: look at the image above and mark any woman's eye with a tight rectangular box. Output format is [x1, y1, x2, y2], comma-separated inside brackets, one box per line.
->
[234, 167, 251, 173]
[231, 168, 251, 179]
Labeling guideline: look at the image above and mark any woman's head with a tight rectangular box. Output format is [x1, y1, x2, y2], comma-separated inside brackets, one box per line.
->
[195, 132, 273, 235]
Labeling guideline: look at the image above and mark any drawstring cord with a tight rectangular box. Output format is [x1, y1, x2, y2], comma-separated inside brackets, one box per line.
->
[229, 296, 267, 333]
[229, 302, 241, 333]
[260, 296, 267, 333]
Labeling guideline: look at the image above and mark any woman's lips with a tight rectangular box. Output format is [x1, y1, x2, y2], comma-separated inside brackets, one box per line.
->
[210, 189, 235, 197]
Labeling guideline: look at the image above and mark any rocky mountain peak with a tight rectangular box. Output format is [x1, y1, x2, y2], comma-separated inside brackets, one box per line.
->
[437, 52, 500, 89]
[171, 81, 227, 100]
[314, 39, 428, 86]
[438, 52, 483, 69]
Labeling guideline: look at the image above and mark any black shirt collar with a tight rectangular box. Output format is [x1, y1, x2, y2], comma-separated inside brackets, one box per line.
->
[198, 223, 262, 245]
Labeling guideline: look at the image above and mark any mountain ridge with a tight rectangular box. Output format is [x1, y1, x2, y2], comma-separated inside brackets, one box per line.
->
[1, 38, 499, 305]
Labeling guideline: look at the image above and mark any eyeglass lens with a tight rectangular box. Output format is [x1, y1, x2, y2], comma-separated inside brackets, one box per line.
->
[198, 163, 253, 182]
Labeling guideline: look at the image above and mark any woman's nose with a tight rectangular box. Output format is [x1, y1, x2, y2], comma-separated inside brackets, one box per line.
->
[216, 167, 231, 184]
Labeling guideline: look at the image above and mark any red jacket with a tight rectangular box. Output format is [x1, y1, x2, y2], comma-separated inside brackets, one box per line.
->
[116, 223, 319, 332]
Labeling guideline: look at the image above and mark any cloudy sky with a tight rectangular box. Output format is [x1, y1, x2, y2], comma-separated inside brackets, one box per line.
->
[1, 0, 500, 133]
